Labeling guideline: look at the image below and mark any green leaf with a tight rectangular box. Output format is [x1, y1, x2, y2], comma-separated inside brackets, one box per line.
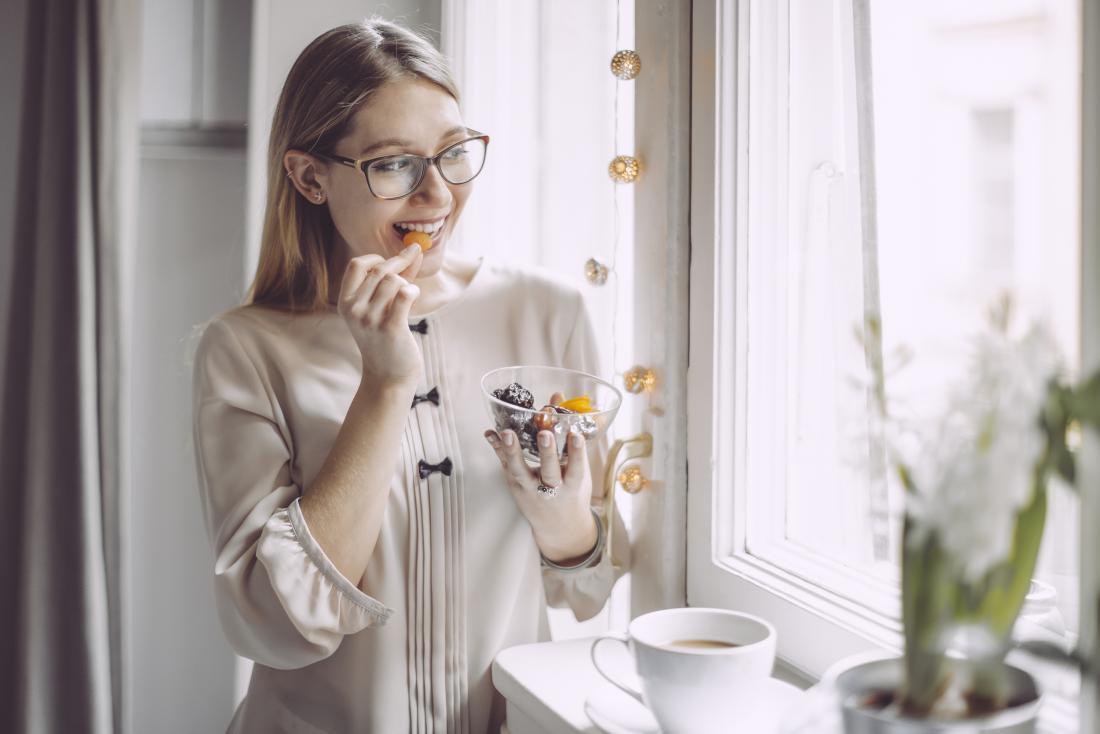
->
[970, 481, 1048, 639]
[1072, 372, 1100, 430]
[1055, 443, 1076, 485]
[901, 521, 955, 714]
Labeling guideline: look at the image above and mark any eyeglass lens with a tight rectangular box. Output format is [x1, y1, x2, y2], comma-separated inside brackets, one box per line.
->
[366, 138, 487, 198]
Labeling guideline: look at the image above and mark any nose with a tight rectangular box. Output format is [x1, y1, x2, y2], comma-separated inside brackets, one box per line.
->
[410, 163, 453, 207]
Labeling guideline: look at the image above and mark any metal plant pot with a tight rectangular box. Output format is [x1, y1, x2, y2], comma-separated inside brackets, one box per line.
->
[834, 656, 1041, 733]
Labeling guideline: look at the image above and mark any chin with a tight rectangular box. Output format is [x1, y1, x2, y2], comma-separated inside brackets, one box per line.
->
[413, 246, 445, 280]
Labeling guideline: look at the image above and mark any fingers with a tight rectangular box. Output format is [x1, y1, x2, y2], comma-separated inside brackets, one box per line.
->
[536, 431, 563, 488]
[487, 429, 536, 486]
[383, 280, 420, 329]
[342, 245, 422, 308]
[352, 245, 420, 303]
[484, 430, 507, 468]
[338, 254, 384, 305]
[562, 431, 588, 486]
[399, 248, 425, 282]
[364, 272, 407, 325]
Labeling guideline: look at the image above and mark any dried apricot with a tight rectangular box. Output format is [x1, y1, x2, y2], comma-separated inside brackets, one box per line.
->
[557, 395, 596, 413]
[402, 230, 433, 251]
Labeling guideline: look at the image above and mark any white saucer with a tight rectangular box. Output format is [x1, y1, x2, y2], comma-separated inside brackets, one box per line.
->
[584, 678, 806, 734]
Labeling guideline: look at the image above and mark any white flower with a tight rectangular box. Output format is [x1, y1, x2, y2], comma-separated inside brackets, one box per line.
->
[898, 320, 1062, 582]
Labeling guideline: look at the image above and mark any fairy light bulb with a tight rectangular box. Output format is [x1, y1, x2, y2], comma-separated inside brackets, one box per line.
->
[610, 50, 641, 80]
[608, 155, 640, 183]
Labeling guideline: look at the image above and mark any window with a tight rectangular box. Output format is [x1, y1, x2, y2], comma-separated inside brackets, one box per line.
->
[688, 3, 1082, 723]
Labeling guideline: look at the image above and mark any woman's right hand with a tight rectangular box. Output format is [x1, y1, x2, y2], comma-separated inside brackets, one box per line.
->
[337, 243, 425, 389]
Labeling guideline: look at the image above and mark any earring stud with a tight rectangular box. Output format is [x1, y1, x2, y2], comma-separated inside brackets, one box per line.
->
[314, 191, 323, 202]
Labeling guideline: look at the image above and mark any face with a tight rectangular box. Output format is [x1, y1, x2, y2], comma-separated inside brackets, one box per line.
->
[287, 78, 473, 280]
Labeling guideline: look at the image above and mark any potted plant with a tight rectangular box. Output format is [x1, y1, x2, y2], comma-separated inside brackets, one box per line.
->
[835, 300, 1099, 732]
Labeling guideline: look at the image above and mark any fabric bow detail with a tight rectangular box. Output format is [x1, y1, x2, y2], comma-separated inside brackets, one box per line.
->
[418, 457, 453, 479]
[411, 387, 440, 409]
[409, 319, 429, 334]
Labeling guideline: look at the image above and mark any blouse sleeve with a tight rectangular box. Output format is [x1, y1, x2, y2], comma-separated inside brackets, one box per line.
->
[540, 294, 630, 621]
[191, 317, 392, 671]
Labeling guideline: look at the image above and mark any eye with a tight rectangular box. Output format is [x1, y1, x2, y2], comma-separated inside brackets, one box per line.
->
[442, 145, 469, 161]
[372, 157, 413, 174]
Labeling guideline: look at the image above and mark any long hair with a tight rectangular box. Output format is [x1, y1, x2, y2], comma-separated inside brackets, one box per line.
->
[247, 20, 459, 312]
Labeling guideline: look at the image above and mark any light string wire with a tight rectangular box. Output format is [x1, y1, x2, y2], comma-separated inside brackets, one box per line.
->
[610, 0, 622, 380]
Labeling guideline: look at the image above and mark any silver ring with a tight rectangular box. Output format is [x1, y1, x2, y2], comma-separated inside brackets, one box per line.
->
[535, 483, 559, 499]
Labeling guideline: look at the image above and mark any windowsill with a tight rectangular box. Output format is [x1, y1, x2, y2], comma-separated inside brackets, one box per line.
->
[492, 637, 812, 734]
[493, 638, 1078, 733]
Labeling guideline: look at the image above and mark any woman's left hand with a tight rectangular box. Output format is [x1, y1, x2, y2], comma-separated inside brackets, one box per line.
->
[483, 428, 599, 565]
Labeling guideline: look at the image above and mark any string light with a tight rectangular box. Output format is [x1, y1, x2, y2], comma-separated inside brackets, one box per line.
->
[623, 365, 657, 394]
[608, 155, 640, 183]
[610, 50, 642, 80]
[585, 258, 610, 285]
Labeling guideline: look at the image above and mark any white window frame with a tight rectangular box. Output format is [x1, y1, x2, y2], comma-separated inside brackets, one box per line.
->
[688, 0, 899, 682]
[688, 5, 1085, 729]
[1080, 1, 1100, 730]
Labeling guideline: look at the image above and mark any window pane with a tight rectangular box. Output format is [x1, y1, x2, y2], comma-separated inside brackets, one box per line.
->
[746, 0, 1081, 637]
[869, 0, 1080, 635]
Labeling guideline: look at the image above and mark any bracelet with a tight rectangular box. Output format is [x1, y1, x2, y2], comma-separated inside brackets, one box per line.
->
[540, 508, 605, 572]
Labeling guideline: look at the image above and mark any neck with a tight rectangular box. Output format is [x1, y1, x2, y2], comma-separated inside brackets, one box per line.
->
[408, 259, 466, 316]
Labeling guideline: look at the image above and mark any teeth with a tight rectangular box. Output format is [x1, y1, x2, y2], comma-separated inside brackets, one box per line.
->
[395, 218, 445, 234]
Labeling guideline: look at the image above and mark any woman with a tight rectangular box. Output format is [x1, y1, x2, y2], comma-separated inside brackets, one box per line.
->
[192, 19, 627, 733]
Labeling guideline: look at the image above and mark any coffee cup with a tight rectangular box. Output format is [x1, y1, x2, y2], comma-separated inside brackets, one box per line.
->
[589, 608, 777, 734]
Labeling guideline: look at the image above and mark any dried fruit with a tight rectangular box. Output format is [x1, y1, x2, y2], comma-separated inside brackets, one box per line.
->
[557, 395, 596, 413]
[492, 382, 534, 409]
[402, 230, 433, 251]
[533, 405, 559, 432]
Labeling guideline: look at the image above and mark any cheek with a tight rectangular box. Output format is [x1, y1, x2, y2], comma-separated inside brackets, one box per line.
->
[450, 185, 472, 218]
[330, 195, 401, 253]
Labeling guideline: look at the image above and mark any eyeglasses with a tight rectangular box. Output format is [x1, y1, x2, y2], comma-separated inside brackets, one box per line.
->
[315, 131, 490, 200]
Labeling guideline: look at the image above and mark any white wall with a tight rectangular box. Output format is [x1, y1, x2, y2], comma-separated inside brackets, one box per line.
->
[141, 0, 253, 125]
[129, 147, 248, 733]
[130, 1, 254, 731]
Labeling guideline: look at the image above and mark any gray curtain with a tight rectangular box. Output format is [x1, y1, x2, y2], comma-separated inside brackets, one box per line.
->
[0, 0, 140, 732]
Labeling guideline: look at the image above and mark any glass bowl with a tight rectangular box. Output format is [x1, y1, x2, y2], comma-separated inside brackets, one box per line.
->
[481, 365, 622, 462]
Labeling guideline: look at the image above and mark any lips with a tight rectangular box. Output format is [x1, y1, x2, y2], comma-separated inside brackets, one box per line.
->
[391, 214, 449, 251]
[393, 215, 447, 234]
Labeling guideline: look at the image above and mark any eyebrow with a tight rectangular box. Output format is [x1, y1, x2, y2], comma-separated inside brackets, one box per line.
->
[358, 126, 470, 157]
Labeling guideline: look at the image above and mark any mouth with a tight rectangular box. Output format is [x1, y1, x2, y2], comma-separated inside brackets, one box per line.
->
[392, 215, 449, 251]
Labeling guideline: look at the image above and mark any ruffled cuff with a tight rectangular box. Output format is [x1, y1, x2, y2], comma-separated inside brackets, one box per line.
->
[256, 498, 393, 648]
[541, 552, 620, 621]
[541, 507, 628, 621]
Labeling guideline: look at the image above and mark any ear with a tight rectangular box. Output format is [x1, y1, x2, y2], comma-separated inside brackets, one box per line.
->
[283, 149, 330, 204]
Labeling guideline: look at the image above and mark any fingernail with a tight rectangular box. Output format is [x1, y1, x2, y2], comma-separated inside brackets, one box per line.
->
[484, 431, 500, 447]
[403, 243, 421, 255]
[538, 432, 551, 448]
[503, 432, 515, 447]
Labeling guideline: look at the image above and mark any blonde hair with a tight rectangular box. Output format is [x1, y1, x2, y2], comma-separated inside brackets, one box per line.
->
[247, 19, 459, 312]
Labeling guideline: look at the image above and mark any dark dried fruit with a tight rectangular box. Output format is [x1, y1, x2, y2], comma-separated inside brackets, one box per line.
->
[492, 382, 534, 409]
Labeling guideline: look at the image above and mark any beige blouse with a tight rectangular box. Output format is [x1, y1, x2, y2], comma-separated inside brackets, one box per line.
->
[191, 260, 628, 733]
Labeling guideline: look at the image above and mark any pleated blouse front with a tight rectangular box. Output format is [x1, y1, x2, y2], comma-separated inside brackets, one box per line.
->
[191, 261, 627, 733]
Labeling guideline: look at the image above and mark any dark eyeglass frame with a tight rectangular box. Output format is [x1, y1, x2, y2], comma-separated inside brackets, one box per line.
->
[314, 130, 490, 200]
